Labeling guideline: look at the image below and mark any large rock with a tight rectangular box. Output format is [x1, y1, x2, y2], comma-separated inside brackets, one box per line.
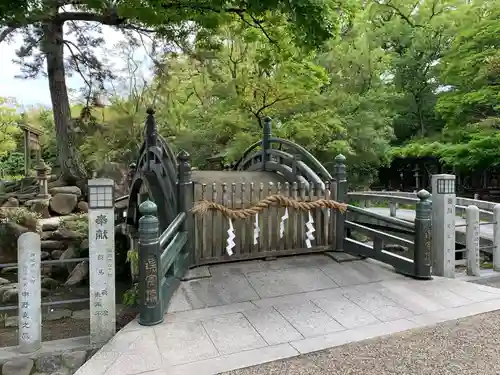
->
[50, 186, 82, 197]
[59, 246, 79, 273]
[77, 201, 89, 213]
[0, 222, 29, 263]
[41, 240, 66, 250]
[35, 355, 63, 373]
[62, 351, 87, 370]
[50, 193, 78, 215]
[2, 358, 34, 375]
[96, 162, 129, 197]
[51, 228, 83, 241]
[25, 198, 51, 218]
[1, 197, 19, 208]
[65, 261, 89, 286]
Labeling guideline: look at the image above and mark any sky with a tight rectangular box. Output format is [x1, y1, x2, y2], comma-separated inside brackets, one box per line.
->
[0, 25, 152, 110]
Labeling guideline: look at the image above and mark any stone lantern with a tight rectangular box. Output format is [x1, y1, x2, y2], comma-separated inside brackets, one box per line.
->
[35, 160, 51, 199]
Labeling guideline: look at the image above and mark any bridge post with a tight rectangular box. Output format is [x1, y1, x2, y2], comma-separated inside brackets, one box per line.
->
[178, 150, 194, 265]
[138, 200, 164, 326]
[465, 205, 480, 276]
[493, 205, 500, 271]
[414, 190, 432, 279]
[334, 154, 347, 252]
[262, 117, 272, 170]
[431, 174, 456, 278]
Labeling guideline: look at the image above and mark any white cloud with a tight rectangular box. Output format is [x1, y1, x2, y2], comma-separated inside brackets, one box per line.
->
[0, 24, 152, 109]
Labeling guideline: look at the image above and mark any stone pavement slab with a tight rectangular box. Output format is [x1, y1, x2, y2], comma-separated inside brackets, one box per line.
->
[74, 254, 500, 375]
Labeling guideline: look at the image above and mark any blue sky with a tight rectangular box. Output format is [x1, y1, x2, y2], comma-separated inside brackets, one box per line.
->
[0, 26, 150, 109]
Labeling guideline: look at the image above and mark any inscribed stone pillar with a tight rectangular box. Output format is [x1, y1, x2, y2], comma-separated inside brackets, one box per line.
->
[88, 178, 116, 344]
[431, 174, 456, 278]
[17, 232, 42, 354]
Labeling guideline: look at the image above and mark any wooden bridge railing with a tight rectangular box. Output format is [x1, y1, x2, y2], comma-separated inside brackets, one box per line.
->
[333, 155, 432, 279]
[136, 151, 194, 326]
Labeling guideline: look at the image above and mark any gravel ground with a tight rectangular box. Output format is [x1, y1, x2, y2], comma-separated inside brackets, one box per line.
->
[221, 310, 500, 375]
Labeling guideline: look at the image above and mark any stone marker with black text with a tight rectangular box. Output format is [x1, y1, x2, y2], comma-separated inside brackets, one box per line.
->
[88, 178, 116, 344]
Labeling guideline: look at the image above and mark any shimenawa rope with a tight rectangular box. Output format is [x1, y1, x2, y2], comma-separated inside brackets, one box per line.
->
[191, 194, 347, 220]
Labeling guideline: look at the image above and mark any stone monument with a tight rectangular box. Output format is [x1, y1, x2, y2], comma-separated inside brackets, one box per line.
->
[88, 178, 116, 344]
[431, 174, 456, 278]
[17, 232, 42, 353]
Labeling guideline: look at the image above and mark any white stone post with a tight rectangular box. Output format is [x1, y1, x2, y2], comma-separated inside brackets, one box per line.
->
[17, 232, 42, 354]
[493, 204, 500, 271]
[431, 174, 456, 278]
[88, 178, 116, 345]
[389, 202, 397, 217]
[466, 205, 480, 276]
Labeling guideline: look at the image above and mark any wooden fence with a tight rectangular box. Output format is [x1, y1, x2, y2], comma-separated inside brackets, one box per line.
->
[193, 181, 337, 265]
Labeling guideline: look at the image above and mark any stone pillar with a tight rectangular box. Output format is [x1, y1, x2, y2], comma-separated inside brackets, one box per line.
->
[493, 204, 500, 271]
[18, 232, 42, 354]
[431, 174, 456, 278]
[88, 178, 116, 344]
[414, 190, 432, 279]
[138, 200, 163, 326]
[35, 160, 51, 199]
[465, 205, 480, 276]
[177, 151, 194, 265]
[334, 154, 347, 252]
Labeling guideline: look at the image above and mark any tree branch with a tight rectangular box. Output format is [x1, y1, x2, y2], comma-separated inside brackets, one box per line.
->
[0, 26, 18, 43]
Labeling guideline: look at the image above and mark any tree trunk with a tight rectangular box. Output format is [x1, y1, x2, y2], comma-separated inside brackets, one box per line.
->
[43, 22, 88, 187]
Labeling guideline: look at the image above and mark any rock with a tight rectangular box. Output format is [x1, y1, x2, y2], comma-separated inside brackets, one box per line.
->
[41, 251, 50, 260]
[41, 264, 53, 277]
[72, 309, 90, 320]
[41, 277, 60, 289]
[45, 309, 72, 321]
[65, 261, 89, 286]
[4, 316, 18, 327]
[41, 288, 50, 297]
[59, 246, 80, 273]
[1, 266, 17, 274]
[52, 228, 83, 241]
[41, 231, 53, 240]
[0, 222, 29, 263]
[96, 162, 129, 196]
[25, 198, 51, 218]
[2, 358, 34, 375]
[50, 186, 82, 197]
[41, 222, 59, 231]
[50, 193, 78, 215]
[52, 370, 70, 375]
[35, 355, 63, 373]
[77, 201, 89, 213]
[62, 351, 87, 369]
[41, 240, 66, 250]
[80, 238, 89, 251]
[0, 276, 9, 285]
[1, 197, 19, 208]
[2, 288, 18, 304]
[51, 249, 64, 259]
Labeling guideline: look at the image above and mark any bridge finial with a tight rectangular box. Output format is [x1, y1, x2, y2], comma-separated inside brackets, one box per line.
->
[417, 189, 430, 200]
[139, 200, 157, 216]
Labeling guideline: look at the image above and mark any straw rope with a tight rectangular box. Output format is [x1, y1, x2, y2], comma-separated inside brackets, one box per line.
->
[191, 194, 347, 220]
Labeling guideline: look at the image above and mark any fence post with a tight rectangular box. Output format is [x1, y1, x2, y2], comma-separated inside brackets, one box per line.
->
[17, 232, 42, 354]
[178, 151, 194, 265]
[414, 190, 432, 279]
[88, 178, 116, 344]
[334, 154, 347, 252]
[262, 117, 272, 170]
[138, 200, 163, 326]
[389, 201, 397, 217]
[493, 204, 500, 271]
[466, 205, 480, 276]
[431, 174, 456, 278]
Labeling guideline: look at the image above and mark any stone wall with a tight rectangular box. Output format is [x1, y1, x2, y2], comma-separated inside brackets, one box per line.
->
[1, 348, 95, 375]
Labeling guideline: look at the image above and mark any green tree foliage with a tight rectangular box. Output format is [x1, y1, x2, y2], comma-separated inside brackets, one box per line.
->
[0, 0, 351, 184]
[0, 97, 21, 158]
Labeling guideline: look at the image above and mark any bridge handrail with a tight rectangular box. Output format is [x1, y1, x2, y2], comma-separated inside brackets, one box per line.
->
[348, 193, 419, 206]
[349, 191, 499, 212]
[345, 220, 414, 249]
[347, 205, 415, 230]
[159, 212, 186, 249]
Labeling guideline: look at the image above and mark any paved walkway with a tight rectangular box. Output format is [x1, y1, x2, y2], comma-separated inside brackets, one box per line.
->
[75, 254, 500, 375]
